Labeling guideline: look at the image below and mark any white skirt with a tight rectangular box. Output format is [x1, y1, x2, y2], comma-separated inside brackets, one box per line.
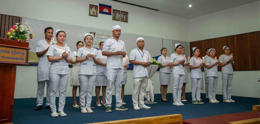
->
[122, 72, 127, 85]
[159, 72, 171, 85]
[95, 75, 107, 86]
[71, 63, 80, 86]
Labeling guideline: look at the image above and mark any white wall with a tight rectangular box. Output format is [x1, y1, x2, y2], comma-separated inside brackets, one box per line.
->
[1, 0, 259, 98]
[188, 1, 260, 41]
[0, 0, 189, 41]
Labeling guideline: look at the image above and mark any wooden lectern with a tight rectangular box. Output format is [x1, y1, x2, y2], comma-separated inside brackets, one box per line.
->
[0, 38, 29, 124]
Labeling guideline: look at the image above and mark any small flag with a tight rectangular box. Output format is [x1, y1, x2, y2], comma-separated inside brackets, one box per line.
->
[99, 4, 112, 15]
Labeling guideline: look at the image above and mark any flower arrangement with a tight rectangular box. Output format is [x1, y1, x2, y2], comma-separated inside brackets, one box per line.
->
[7, 22, 34, 42]
[150, 58, 162, 66]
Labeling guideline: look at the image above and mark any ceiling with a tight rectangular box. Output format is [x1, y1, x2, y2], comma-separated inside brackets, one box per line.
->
[112, 0, 259, 19]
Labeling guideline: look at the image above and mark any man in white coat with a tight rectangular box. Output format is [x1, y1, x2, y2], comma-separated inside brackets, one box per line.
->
[102, 25, 128, 112]
[35, 27, 54, 110]
[129, 37, 151, 110]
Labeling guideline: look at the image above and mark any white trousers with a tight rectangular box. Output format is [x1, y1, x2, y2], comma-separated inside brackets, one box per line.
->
[172, 74, 184, 103]
[79, 75, 96, 109]
[208, 77, 218, 101]
[222, 74, 233, 100]
[105, 69, 123, 108]
[191, 78, 202, 101]
[36, 80, 50, 106]
[132, 78, 148, 107]
[49, 74, 69, 112]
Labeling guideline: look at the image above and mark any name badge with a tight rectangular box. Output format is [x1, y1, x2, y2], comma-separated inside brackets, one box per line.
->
[82, 63, 88, 65]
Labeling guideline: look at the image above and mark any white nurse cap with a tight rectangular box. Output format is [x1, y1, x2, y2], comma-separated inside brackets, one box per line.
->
[223, 46, 227, 50]
[112, 25, 121, 31]
[208, 48, 216, 53]
[55, 29, 66, 36]
[175, 43, 181, 49]
[192, 47, 197, 52]
[83, 33, 94, 40]
[136, 37, 145, 43]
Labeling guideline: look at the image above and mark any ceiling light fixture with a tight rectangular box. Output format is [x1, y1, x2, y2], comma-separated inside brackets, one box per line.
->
[189, 4, 192, 8]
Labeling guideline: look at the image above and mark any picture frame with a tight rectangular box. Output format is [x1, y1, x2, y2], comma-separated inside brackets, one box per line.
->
[112, 9, 121, 21]
[121, 11, 128, 23]
[89, 4, 98, 17]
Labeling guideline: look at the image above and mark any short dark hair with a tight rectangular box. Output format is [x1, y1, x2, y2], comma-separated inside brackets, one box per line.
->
[44, 27, 53, 33]
[99, 41, 104, 46]
[160, 48, 167, 54]
[206, 48, 210, 51]
[76, 41, 83, 46]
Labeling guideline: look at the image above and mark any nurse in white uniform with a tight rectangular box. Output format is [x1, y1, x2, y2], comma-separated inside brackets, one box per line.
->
[181, 47, 189, 102]
[71, 41, 84, 108]
[129, 37, 151, 110]
[220, 46, 235, 103]
[168, 43, 185, 106]
[102, 25, 128, 112]
[189, 47, 204, 105]
[47, 29, 73, 117]
[158, 48, 171, 102]
[76, 33, 104, 113]
[95, 41, 107, 107]
[35, 27, 53, 110]
[203, 48, 210, 100]
[205, 48, 220, 103]
[122, 55, 129, 105]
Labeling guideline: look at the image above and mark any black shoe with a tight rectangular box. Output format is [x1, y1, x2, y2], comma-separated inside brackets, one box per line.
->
[35, 106, 42, 110]
[45, 106, 50, 109]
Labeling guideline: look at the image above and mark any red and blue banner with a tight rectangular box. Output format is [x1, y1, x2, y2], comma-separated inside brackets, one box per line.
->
[99, 4, 112, 15]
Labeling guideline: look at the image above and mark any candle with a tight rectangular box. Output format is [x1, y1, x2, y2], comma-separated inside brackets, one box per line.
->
[202, 57, 204, 62]
[188, 56, 190, 62]
[52, 38, 56, 44]
[65, 44, 68, 53]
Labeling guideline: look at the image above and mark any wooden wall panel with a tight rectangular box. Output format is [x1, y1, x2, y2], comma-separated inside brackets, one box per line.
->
[190, 31, 260, 71]
[0, 14, 21, 39]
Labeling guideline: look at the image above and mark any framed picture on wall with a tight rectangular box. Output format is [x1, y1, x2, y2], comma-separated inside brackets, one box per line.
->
[89, 4, 98, 17]
[121, 11, 128, 23]
[112, 9, 121, 21]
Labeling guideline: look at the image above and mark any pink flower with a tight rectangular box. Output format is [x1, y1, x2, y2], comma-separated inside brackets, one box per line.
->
[12, 25, 17, 29]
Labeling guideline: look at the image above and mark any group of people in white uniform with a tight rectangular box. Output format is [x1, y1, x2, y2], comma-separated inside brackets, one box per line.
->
[34, 25, 235, 117]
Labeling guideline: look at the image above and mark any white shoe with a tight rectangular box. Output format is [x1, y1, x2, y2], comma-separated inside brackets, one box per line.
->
[173, 102, 181, 106]
[86, 108, 93, 113]
[178, 101, 184, 106]
[229, 99, 235, 102]
[140, 105, 151, 109]
[181, 99, 188, 102]
[214, 99, 219, 103]
[209, 100, 216, 103]
[96, 102, 101, 107]
[81, 108, 88, 114]
[122, 102, 126, 105]
[144, 100, 151, 104]
[73, 104, 79, 108]
[133, 106, 140, 110]
[51, 112, 59, 117]
[223, 99, 231, 103]
[58, 111, 67, 117]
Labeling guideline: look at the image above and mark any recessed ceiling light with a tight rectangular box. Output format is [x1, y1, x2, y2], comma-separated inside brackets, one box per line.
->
[189, 4, 192, 7]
